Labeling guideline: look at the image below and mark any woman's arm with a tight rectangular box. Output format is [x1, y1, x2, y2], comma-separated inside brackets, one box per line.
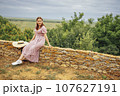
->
[44, 34, 51, 46]
[42, 26, 52, 47]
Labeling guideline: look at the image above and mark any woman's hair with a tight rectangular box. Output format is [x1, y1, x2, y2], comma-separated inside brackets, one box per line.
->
[36, 17, 45, 30]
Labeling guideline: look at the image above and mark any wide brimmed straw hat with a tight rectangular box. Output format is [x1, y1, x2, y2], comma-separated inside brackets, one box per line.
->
[12, 41, 29, 48]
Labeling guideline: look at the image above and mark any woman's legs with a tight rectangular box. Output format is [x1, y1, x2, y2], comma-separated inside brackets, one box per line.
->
[12, 54, 26, 65]
[11, 54, 25, 65]
[18, 54, 25, 60]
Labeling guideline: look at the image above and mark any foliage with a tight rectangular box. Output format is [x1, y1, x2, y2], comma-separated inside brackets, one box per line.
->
[23, 28, 34, 41]
[93, 13, 120, 55]
[0, 15, 33, 41]
[47, 12, 96, 51]
[47, 13, 120, 55]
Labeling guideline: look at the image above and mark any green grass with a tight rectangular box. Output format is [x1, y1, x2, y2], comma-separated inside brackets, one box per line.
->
[75, 73, 95, 80]
[10, 21, 61, 31]
[36, 71, 41, 74]
[25, 68, 32, 72]
[102, 75, 107, 80]
[0, 69, 7, 74]
[45, 73, 56, 80]
[41, 66, 50, 70]
[7, 17, 61, 31]
[34, 64, 41, 68]
[51, 65, 60, 70]
[57, 69, 65, 74]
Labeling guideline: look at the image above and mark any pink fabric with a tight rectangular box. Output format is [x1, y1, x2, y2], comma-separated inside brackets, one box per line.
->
[22, 26, 47, 62]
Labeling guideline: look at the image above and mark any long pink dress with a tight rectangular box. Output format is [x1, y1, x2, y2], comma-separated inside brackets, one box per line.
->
[22, 26, 47, 62]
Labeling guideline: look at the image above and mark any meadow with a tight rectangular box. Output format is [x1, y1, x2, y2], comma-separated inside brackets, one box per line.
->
[7, 17, 62, 31]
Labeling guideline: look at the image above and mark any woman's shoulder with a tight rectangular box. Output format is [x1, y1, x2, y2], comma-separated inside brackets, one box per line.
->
[41, 26, 47, 30]
[42, 25, 46, 29]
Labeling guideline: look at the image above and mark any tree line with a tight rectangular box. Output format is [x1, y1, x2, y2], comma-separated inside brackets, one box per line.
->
[7, 17, 61, 23]
[0, 13, 120, 56]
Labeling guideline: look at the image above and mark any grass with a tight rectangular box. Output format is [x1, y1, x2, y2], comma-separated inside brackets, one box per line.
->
[36, 71, 41, 74]
[51, 65, 60, 70]
[74, 72, 95, 80]
[0, 68, 7, 74]
[86, 75, 94, 79]
[76, 75, 94, 80]
[102, 75, 107, 80]
[34, 64, 41, 68]
[76, 75, 85, 79]
[34, 64, 51, 70]
[45, 73, 56, 80]
[25, 68, 32, 72]
[74, 71, 79, 75]
[41, 66, 51, 70]
[57, 69, 65, 74]
[4, 64, 11, 68]
[9, 20, 61, 31]
[14, 71, 20, 75]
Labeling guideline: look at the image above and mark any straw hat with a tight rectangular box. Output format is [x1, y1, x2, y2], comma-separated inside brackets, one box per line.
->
[12, 41, 29, 48]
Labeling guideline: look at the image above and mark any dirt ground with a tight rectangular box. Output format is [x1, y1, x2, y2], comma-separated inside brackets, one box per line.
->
[0, 55, 119, 80]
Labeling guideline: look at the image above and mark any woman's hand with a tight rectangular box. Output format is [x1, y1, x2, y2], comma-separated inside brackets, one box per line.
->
[49, 44, 53, 48]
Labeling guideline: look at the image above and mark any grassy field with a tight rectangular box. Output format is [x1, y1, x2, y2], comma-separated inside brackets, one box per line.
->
[7, 17, 62, 31]
[10, 21, 61, 31]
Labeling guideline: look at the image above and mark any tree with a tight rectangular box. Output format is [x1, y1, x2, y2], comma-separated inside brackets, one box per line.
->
[93, 13, 120, 55]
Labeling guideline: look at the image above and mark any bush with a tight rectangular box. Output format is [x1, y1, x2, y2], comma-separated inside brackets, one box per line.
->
[0, 15, 33, 41]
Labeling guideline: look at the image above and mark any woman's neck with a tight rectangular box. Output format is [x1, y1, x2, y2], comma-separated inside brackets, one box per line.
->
[38, 25, 41, 29]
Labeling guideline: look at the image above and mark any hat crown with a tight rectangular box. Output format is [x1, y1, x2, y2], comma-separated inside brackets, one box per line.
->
[18, 41, 24, 44]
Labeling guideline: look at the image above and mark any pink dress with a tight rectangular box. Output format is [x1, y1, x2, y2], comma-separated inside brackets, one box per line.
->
[22, 26, 47, 62]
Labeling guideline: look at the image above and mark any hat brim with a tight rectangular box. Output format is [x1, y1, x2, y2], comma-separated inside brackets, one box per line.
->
[12, 41, 29, 48]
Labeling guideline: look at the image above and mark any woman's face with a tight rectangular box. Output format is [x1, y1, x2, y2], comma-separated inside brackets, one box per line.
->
[37, 19, 43, 26]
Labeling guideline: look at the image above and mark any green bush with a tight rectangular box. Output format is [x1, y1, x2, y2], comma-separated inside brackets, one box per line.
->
[93, 14, 120, 55]
[0, 15, 33, 41]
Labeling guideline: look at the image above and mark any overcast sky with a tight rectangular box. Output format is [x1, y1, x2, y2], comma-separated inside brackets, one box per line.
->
[0, 0, 120, 20]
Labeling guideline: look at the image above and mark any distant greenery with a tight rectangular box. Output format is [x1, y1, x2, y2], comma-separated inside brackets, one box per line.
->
[9, 21, 61, 31]
[6, 17, 62, 23]
[0, 12, 120, 55]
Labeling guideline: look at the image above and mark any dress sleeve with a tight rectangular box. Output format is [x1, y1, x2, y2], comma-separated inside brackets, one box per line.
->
[41, 26, 47, 34]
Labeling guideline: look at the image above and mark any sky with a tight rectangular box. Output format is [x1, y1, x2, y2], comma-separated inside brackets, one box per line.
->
[0, 0, 120, 21]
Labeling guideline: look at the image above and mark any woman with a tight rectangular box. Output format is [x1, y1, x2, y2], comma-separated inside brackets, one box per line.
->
[12, 17, 52, 65]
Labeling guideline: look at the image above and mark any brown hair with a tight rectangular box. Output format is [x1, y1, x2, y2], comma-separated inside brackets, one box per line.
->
[36, 17, 45, 30]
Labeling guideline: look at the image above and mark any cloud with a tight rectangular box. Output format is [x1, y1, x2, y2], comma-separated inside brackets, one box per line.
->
[0, 0, 120, 20]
